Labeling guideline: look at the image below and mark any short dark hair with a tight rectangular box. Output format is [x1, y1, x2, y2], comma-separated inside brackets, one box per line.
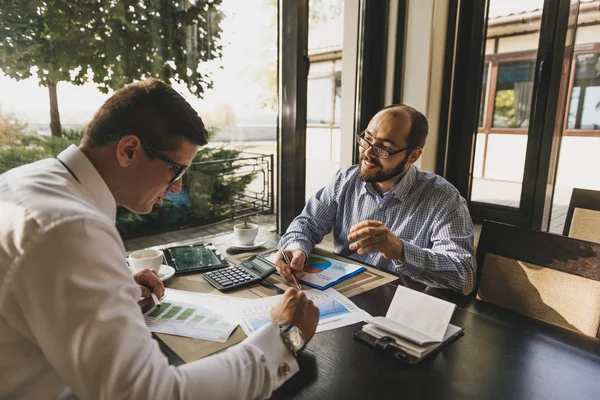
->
[381, 104, 428, 148]
[83, 78, 208, 151]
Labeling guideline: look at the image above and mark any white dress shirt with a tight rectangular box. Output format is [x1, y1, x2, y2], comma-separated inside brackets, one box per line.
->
[0, 145, 298, 399]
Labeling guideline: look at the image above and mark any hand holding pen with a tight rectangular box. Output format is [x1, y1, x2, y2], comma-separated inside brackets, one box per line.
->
[275, 249, 305, 291]
[282, 251, 302, 291]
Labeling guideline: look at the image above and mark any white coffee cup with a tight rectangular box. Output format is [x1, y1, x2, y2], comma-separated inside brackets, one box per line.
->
[127, 248, 164, 273]
[234, 222, 259, 246]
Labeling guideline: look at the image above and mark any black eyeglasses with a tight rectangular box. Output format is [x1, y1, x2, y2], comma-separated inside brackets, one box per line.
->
[108, 133, 189, 185]
[356, 131, 416, 159]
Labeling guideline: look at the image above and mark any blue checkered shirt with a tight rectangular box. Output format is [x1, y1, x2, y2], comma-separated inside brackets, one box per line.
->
[279, 164, 476, 294]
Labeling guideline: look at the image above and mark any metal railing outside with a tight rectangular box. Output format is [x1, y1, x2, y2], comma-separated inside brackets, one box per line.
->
[116, 152, 274, 239]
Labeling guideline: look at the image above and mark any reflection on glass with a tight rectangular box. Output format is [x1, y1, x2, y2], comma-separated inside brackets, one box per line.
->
[334, 73, 342, 125]
[493, 61, 536, 128]
[479, 64, 489, 127]
[307, 78, 334, 124]
[550, 2, 600, 234]
[567, 53, 600, 130]
[305, 0, 344, 200]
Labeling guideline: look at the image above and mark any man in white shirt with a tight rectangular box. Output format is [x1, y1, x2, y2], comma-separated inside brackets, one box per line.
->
[0, 78, 319, 399]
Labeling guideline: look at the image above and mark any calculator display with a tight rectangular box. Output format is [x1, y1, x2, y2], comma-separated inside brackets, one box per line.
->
[245, 257, 274, 275]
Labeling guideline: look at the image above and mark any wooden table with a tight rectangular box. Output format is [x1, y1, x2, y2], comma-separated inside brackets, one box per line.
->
[153, 230, 600, 399]
[272, 283, 600, 400]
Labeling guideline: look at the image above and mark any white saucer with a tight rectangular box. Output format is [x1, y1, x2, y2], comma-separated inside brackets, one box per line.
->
[227, 237, 267, 251]
[158, 264, 175, 281]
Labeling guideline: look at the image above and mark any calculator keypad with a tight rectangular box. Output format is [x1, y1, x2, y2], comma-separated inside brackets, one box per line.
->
[206, 266, 255, 288]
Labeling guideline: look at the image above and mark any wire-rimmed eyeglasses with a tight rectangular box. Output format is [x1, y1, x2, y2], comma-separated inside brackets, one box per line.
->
[356, 131, 417, 159]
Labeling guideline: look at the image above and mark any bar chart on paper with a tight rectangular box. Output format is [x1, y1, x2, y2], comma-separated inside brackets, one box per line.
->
[142, 291, 244, 343]
[239, 288, 370, 335]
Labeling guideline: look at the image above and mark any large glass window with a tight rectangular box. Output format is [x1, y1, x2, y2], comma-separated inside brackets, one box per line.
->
[493, 61, 536, 128]
[0, 0, 279, 243]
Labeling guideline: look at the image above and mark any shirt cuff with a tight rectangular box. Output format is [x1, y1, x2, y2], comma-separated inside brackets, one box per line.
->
[244, 323, 300, 386]
[392, 240, 425, 280]
[278, 237, 311, 260]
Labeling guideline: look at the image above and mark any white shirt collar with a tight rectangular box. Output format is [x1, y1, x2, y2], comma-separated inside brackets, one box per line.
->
[57, 145, 117, 223]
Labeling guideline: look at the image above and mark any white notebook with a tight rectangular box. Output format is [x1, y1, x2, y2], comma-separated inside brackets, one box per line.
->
[362, 285, 462, 358]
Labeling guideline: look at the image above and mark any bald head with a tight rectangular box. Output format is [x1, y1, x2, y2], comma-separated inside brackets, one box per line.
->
[378, 104, 428, 149]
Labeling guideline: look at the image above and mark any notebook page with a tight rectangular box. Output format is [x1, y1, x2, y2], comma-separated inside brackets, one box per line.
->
[385, 285, 455, 342]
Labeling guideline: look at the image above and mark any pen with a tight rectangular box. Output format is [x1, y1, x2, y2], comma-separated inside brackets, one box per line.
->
[151, 292, 161, 307]
[281, 251, 302, 291]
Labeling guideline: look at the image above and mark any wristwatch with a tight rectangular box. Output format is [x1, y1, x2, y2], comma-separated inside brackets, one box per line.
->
[279, 324, 306, 357]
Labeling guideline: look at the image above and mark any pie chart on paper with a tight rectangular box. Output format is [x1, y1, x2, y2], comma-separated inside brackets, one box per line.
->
[304, 255, 332, 274]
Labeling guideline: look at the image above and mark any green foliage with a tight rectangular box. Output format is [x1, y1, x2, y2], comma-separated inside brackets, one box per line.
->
[493, 90, 516, 128]
[0, 0, 223, 135]
[0, 108, 84, 173]
[115, 142, 258, 238]
[257, 0, 344, 112]
[1, 106, 258, 238]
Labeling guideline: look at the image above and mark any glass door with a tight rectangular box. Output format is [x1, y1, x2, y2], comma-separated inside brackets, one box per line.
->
[467, 0, 582, 229]
[549, 2, 600, 233]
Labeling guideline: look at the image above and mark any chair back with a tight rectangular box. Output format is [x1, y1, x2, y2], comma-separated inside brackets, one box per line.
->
[563, 188, 600, 243]
[476, 220, 600, 337]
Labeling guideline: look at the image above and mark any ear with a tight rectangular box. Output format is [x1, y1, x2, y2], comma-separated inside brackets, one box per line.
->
[115, 135, 143, 168]
[407, 148, 423, 165]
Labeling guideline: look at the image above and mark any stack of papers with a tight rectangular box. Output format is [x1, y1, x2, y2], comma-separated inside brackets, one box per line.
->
[143, 288, 371, 342]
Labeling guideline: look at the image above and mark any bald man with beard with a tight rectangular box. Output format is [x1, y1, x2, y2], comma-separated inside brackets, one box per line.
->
[274, 104, 476, 295]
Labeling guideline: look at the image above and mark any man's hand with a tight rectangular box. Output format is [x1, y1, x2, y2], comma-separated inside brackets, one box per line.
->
[271, 288, 319, 342]
[347, 220, 405, 262]
[134, 269, 164, 306]
[274, 249, 307, 281]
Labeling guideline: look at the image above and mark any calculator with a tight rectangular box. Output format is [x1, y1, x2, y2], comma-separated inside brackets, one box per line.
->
[203, 255, 276, 292]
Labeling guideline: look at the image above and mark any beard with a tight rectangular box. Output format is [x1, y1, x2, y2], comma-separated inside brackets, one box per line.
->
[359, 153, 409, 183]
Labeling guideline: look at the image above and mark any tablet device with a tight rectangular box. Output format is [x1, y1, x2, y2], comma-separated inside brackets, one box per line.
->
[164, 243, 229, 274]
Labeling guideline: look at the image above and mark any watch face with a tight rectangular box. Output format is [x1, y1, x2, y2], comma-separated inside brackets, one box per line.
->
[286, 326, 306, 352]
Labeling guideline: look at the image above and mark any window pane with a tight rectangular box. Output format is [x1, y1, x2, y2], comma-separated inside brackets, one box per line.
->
[493, 61, 536, 128]
[568, 53, 600, 130]
[307, 77, 333, 124]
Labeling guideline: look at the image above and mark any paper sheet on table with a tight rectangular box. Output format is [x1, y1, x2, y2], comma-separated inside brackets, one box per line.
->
[143, 288, 247, 343]
[236, 288, 371, 335]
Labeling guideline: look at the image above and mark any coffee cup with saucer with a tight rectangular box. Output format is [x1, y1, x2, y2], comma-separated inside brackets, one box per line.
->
[126, 248, 175, 281]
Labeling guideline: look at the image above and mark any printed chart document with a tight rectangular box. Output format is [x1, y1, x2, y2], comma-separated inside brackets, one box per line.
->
[237, 288, 371, 335]
[142, 288, 246, 343]
[263, 251, 366, 290]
